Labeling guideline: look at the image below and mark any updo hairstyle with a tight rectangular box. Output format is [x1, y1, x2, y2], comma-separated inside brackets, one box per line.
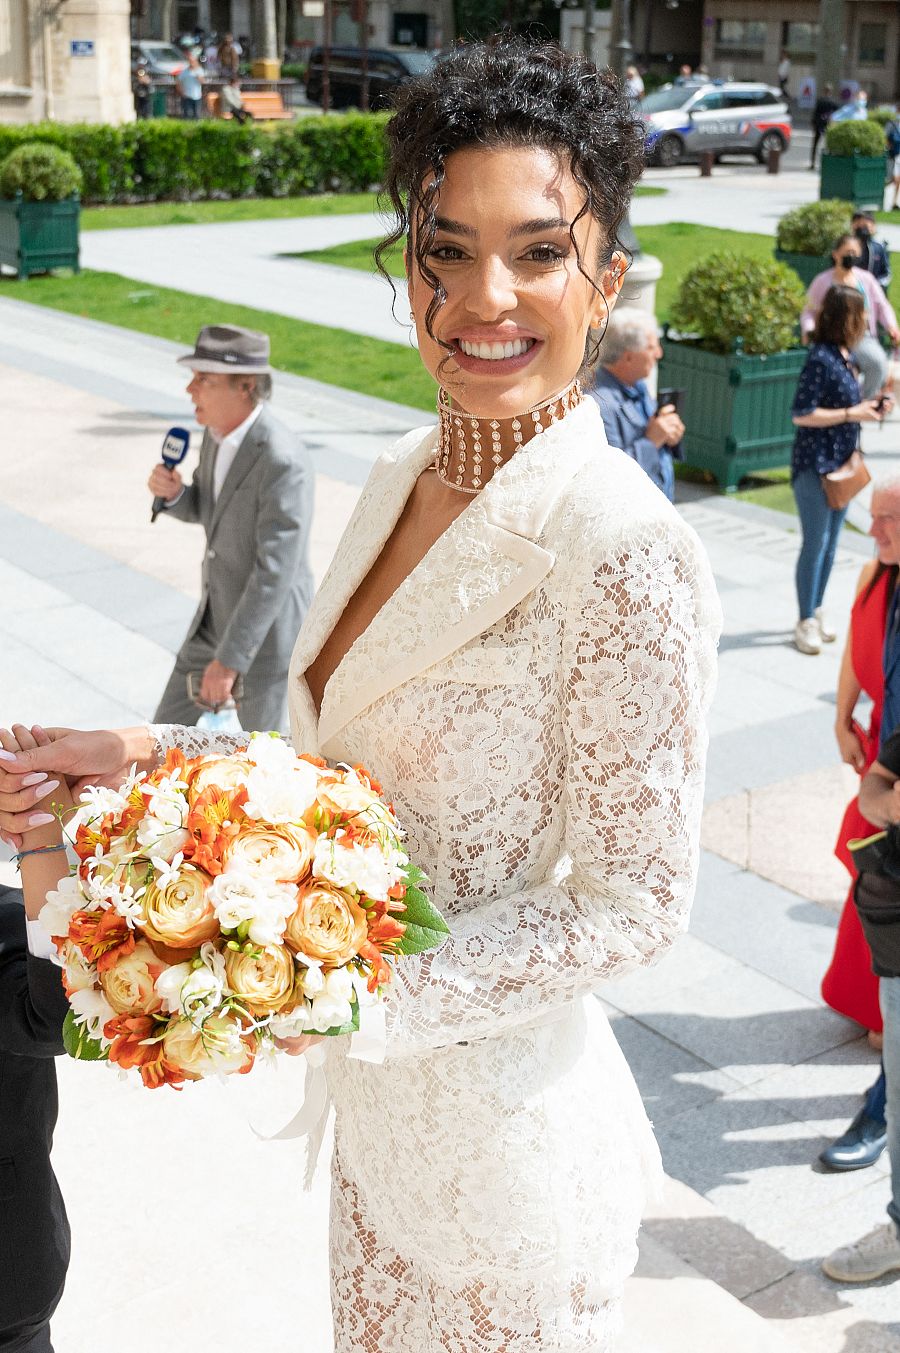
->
[376, 39, 646, 364]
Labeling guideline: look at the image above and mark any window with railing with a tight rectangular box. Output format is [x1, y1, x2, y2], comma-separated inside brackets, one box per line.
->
[714, 19, 767, 61]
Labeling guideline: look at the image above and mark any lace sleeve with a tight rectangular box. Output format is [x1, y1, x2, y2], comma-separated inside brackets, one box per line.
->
[384, 518, 721, 1059]
[146, 723, 257, 761]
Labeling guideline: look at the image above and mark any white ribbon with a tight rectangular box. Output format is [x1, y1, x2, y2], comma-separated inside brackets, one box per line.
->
[252, 996, 387, 1189]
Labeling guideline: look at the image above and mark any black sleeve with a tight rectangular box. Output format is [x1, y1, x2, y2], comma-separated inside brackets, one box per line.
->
[0, 897, 69, 1058]
[878, 728, 900, 777]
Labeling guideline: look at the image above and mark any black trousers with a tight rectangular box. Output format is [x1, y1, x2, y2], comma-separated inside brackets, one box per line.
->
[1, 1318, 54, 1352]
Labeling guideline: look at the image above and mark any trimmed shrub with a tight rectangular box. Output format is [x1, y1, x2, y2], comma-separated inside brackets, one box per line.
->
[0, 115, 389, 205]
[868, 107, 898, 129]
[670, 252, 806, 356]
[825, 119, 886, 158]
[776, 199, 852, 255]
[0, 141, 82, 201]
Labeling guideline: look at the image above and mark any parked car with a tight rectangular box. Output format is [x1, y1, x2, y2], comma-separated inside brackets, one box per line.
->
[641, 81, 792, 167]
[130, 41, 187, 80]
[305, 46, 435, 109]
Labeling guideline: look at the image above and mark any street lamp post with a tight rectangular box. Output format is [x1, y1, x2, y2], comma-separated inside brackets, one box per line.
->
[582, 0, 595, 59]
[321, 0, 332, 113]
[815, 0, 845, 101]
[609, 0, 634, 83]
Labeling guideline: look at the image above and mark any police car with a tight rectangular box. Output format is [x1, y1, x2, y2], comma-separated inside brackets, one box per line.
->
[641, 80, 792, 167]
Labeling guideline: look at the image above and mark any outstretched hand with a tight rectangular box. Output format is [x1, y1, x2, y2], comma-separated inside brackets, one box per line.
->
[0, 725, 149, 849]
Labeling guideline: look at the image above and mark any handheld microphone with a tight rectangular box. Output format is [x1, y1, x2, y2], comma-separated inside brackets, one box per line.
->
[151, 426, 191, 523]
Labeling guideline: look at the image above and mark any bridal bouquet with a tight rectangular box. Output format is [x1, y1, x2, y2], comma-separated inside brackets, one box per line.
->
[39, 735, 447, 1089]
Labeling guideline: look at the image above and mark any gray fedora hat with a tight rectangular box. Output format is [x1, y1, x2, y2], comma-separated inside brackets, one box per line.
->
[177, 324, 272, 375]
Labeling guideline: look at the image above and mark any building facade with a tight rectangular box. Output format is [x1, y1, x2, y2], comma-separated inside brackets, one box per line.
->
[0, 0, 133, 123]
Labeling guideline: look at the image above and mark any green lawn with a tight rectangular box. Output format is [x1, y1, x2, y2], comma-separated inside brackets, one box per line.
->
[1, 269, 437, 411]
[294, 221, 777, 325]
[81, 183, 664, 232]
[81, 192, 382, 231]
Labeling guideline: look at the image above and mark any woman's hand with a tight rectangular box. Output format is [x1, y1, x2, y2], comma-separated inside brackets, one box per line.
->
[273, 1034, 324, 1057]
[0, 726, 150, 848]
[850, 399, 883, 423]
[835, 721, 866, 773]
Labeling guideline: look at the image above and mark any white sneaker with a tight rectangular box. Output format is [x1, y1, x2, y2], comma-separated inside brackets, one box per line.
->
[822, 1223, 900, 1283]
[815, 607, 837, 643]
[794, 618, 822, 655]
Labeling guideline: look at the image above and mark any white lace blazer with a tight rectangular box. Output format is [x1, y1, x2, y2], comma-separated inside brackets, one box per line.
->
[272, 398, 720, 1063]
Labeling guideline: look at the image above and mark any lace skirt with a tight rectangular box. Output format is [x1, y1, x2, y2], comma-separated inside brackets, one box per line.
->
[327, 997, 660, 1352]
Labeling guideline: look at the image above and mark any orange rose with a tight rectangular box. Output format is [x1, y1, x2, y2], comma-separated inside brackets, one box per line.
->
[188, 754, 253, 798]
[224, 944, 296, 1016]
[284, 883, 367, 968]
[162, 1013, 255, 1079]
[141, 867, 218, 949]
[99, 940, 165, 1015]
[224, 825, 315, 884]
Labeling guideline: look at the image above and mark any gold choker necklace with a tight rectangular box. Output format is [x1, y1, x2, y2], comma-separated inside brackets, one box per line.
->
[434, 378, 583, 496]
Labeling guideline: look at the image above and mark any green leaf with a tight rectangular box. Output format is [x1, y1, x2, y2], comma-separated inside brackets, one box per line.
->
[63, 1010, 109, 1062]
[396, 877, 450, 956]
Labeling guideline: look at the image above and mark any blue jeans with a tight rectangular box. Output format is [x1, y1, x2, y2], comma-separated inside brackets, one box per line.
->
[659, 449, 675, 503]
[882, 976, 900, 1234]
[792, 467, 849, 620]
[180, 96, 200, 119]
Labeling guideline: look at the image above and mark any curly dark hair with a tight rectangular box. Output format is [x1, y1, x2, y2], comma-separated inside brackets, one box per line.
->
[813, 284, 867, 348]
[375, 39, 646, 368]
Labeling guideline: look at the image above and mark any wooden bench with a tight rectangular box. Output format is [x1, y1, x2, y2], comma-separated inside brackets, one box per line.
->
[206, 90, 293, 120]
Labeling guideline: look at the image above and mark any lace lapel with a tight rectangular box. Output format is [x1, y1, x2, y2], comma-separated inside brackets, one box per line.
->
[316, 399, 604, 759]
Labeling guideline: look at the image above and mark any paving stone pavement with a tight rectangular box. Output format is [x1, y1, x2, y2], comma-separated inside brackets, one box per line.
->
[3, 296, 900, 1350]
[76, 159, 900, 349]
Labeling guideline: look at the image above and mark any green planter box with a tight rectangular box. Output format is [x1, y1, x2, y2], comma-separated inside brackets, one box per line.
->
[659, 336, 806, 492]
[819, 153, 886, 210]
[774, 248, 831, 289]
[0, 194, 80, 279]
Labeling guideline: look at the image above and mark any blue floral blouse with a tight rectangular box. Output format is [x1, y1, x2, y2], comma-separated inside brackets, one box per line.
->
[791, 343, 861, 478]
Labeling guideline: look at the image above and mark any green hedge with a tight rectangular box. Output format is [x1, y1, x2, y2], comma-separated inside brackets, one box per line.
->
[0, 112, 390, 204]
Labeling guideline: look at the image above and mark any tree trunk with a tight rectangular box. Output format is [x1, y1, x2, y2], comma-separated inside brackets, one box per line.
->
[159, 0, 174, 42]
[276, 0, 287, 59]
[815, 0, 845, 100]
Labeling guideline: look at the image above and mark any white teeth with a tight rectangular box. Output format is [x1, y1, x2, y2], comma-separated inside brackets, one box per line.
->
[458, 338, 533, 360]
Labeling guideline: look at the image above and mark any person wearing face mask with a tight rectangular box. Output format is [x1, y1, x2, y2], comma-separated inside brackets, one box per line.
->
[831, 89, 870, 123]
[852, 211, 891, 292]
[802, 233, 900, 398]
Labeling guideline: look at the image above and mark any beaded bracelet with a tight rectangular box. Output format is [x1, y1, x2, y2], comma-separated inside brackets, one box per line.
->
[14, 843, 68, 868]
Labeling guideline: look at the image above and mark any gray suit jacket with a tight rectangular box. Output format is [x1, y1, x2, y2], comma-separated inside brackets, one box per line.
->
[163, 405, 314, 677]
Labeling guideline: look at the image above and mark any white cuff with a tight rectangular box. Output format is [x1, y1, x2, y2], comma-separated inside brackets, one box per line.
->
[165, 488, 185, 507]
[26, 917, 58, 962]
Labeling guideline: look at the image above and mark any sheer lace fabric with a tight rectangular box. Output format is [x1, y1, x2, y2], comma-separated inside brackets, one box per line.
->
[150, 399, 721, 1352]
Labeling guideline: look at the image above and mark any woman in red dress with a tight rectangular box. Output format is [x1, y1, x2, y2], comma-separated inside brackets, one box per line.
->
[819, 558, 893, 1170]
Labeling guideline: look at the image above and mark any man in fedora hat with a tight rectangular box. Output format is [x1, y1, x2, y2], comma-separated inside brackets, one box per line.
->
[148, 323, 314, 733]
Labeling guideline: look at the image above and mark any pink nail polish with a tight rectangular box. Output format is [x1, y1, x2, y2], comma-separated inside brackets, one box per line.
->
[21, 772, 48, 787]
[0, 750, 17, 762]
[28, 813, 55, 827]
[33, 780, 59, 802]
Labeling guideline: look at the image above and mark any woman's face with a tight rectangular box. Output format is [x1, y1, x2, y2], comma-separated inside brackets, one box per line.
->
[408, 145, 623, 418]
[833, 237, 862, 269]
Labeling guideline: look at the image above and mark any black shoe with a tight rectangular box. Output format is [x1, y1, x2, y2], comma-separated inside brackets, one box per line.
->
[819, 1109, 888, 1171]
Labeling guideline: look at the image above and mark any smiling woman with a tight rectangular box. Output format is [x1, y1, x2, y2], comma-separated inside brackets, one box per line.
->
[0, 37, 721, 1353]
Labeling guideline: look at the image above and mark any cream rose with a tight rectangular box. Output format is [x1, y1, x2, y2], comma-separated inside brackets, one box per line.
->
[317, 772, 385, 823]
[224, 944, 296, 1016]
[224, 825, 315, 884]
[284, 883, 368, 968]
[141, 867, 218, 948]
[189, 756, 253, 797]
[99, 940, 165, 1015]
[162, 1013, 254, 1079]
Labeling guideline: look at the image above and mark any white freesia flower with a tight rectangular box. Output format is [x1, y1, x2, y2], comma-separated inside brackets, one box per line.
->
[69, 987, 116, 1044]
[312, 832, 406, 902]
[267, 1004, 314, 1039]
[138, 823, 190, 861]
[155, 942, 227, 1023]
[38, 874, 81, 939]
[296, 957, 325, 997]
[68, 784, 128, 837]
[207, 870, 297, 945]
[322, 966, 354, 1002]
[243, 738, 320, 824]
[309, 990, 353, 1033]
